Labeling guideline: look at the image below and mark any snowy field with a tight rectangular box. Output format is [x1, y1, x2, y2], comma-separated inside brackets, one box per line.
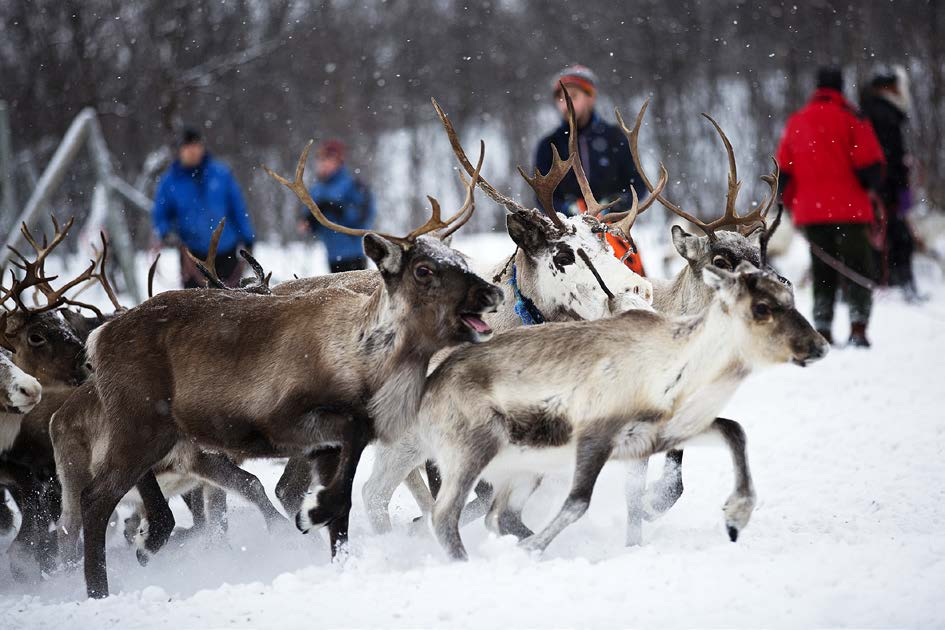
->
[2, 229, 945, 628]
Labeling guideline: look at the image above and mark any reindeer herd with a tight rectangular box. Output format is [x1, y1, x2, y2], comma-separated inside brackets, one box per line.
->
[0, 88, 828, 599]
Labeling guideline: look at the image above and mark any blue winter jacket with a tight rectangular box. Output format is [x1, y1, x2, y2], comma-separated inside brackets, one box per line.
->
[152, 154, 255, 257]
[301, 166, 376, 263]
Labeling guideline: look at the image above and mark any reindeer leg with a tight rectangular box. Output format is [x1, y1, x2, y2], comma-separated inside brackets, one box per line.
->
[6, 471, 47, 581]
[624, 458, 648, 547]
[133, 470, 176, 566]
[642, 450, 684, 520]
[710, 417, 755, 542]
[521, 432, 614, 554]
[275, 456, 313, 517]
[363, 440, 424, 534]
[0, 489, 13, 534]
[203, 485, 228, 544]
[300, 419, 373, 556]
[82, 458, 165, 599]
[458, 480, 494, 527]
[432, 440, 497, 561]
[181, 487, 207, 530]
[189, 452, 286, 529]
[495, 475, 541, 540]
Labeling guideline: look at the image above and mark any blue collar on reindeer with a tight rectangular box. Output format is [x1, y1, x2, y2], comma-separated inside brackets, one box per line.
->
[509, 264, 545, 326]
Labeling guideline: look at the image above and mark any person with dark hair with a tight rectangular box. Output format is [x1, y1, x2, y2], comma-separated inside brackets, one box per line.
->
[860, 66, 920, 300]
[776, 67, 886, 348]
[533, 65, 648, 274]
[152, 127, 256, 288]
[297, 139, 376, 273]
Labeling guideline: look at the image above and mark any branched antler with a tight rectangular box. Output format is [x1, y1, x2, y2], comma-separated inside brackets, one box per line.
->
[618, 100, 781, 242]
[265, 141, 480, 246]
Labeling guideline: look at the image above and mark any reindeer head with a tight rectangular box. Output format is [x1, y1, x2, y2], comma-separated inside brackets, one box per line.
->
[0, 348, 41, 414]
[506, 210, 652, 320]
[433, 87, 654, 323]
[0, 218, 119, 386]
[619, 100, 790, 285]
[364, 233, 502, 344]
[704, 261, 828, 367]
[265, 139, 503, 347]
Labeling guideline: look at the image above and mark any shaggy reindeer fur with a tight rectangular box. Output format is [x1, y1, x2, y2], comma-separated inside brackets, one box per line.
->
[406, 262, 827, 560]
[273, 209, 655, 529]
[58, 233, 503, 597]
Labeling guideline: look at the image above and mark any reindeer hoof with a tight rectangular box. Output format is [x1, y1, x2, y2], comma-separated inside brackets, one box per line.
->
[136, 548, 150, 566]
[296, 486, 327, 534]
[722, 492, 755, 542]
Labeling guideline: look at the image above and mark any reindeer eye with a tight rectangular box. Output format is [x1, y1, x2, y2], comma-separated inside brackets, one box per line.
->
[27, 333, 46, 347]
[712, 255, 732, 270]
[413, 265, 434, 280]
[553, 249, 575, 268]
[752, 303, 772, 319]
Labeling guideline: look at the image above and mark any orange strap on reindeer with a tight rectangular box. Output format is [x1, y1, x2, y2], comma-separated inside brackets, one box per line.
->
[574, 198, 647, 277]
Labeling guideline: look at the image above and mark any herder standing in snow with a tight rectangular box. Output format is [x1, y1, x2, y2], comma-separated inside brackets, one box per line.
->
[296, 139, 376, 273]
[533, 64, 648, 275]
[861, 66, 920, 301]
[776, 67, 886, 348]
[152, 127, 256, 288]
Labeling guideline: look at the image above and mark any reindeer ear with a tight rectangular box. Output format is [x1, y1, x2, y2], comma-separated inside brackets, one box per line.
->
[745, 226, 763, 249]
[702, 264, 738, 293]
[363, 234, 404, 275]
[507, 212, 547, 254]
[735, 260, 760, 274]
[671, 225, 704, 263]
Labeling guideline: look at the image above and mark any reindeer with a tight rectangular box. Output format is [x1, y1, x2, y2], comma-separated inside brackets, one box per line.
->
[52, 141, 506, 598]
[359, 94, 799, 548]
[0, 218, 117, 575]
[53, 227, 283, 568]
[272, 92, 658, 528]
[414, 259, 827, 561]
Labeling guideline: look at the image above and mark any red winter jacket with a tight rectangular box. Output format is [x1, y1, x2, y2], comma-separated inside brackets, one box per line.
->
[776, 89, 885, 226]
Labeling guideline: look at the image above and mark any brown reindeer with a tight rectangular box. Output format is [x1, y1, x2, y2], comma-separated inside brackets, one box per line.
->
[0, 219, 118, 576]
[53, 141, 503, 598]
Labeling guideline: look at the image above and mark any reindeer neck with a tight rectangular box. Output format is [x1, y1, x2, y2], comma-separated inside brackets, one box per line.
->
[667, 298, 750, 394]
[653, 264, 714, 317]
[361, 281, 440, 444]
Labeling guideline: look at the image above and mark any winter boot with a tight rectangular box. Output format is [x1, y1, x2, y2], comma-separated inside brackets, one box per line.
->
[816, 329, 834, 345]
[848, 322, 871, 348]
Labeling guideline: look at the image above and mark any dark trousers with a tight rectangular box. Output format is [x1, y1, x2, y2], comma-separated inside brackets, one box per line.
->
[886, 214, 916, 289]
[329, 257, 368, 274]
[805, 223, 874, 330]
[182, 248, 242, 289]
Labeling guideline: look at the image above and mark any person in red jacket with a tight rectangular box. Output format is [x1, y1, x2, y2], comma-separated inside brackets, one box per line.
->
[776, 67, 886, 347]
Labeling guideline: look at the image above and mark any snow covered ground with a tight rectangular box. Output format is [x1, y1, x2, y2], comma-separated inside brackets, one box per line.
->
[2, 229, 945, 628]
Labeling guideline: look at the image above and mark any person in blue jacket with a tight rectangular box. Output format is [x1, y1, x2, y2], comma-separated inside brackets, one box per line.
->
[534, 65, 647, 218]
[152, 127, 256, 288]
[297, 139, 376, 273]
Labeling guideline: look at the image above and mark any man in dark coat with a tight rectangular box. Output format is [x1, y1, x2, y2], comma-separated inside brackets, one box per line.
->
[860, 67, 918, 298]
[152, 128, 256, 288]
[776, 67, 886, 347]
[534, 65, 647, 219]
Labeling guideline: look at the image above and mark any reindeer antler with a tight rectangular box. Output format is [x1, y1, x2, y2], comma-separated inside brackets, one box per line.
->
[265, 141, 479, 246]
[599, 163, 669, 239]
[6, 216, 103, 316]
[186, 221, 226, 288]
[89, 232, 124, 312]
[432, 98, 529, 216]
[618, 100, 780, 242]
[558, 84, 619, 220]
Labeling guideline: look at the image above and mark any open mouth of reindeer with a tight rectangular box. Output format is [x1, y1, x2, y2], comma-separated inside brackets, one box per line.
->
[459, 313, 493, 336]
